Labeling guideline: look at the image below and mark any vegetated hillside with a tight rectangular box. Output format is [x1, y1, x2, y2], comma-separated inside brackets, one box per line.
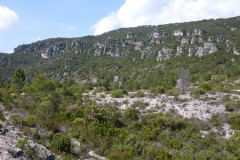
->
[1, 16, 240, 92]
[1, 16, 240, 159]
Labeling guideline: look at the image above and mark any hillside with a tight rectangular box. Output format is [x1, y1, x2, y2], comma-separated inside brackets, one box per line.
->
[1, 16, 240, 90]
[0, 16, 240, 159]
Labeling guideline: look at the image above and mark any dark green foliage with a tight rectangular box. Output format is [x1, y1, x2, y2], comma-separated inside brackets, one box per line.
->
[193, 88, 206, 96]
[210, 114, 222, 127]
[26, 115, 37, 127]
[111, 89, 127, 98]
[201, 83, 211, 91]
[131, 100, 146, 109]
[225, 103, 234, 112]
[228, 113, 240, 130]
[111, 90, 124, 98]
[225, 131, 240, 158]
[50, 133, 72, 153]
[12, 67, 26, 89]
[156, 86, 165, 94]
[16, 137, 28, 149]
[9, 114, 23, 127]
[124, 107, 140, 121]
[135, 91, 145, 97]
[0, 108, 5, 121]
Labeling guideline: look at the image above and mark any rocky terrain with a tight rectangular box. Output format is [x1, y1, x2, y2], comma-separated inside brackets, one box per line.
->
[83, 90, 240, 139]
[0, 103, 55, 160]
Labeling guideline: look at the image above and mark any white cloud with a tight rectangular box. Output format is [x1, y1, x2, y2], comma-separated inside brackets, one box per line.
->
[93, 0, 240, 35]
[0, 5, 18, 29]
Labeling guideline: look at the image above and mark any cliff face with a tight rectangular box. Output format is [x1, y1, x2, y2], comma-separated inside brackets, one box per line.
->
[0, 16, 240, 82]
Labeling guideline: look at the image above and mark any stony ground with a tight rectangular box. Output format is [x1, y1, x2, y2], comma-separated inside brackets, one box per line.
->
[0, 103, 55, 160]
[83, 90, 240, 139]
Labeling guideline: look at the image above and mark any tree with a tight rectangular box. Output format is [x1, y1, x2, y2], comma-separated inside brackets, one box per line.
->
[12, 67, 26, 89]
[50, 133, 72, 153]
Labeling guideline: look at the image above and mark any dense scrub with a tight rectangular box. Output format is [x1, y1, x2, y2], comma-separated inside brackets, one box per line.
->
[1, 70, 240, 159]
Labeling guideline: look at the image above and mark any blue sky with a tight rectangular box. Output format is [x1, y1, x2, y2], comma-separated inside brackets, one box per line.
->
[0, 0, 124, 52]
[1, 0, 240, 53]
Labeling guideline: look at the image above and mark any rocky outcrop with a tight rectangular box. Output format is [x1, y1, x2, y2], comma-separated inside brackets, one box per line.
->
[113, 76, 125, 88]
[181, 38, 189, 46]
[156, 46, 173, 62]
[193, 29, 203, 36]
[196, 42, 217, 57]
[176, 46, 184, 56]
[188, 48, 196, 57]
[135, 42, 144, 50]
[233, 48, 240, 56]
[141, 47, 152, 59]
[0, 103, 55, 160]
[126, 32, 140, 39]
[173, 29, 184, 36]
[151, 29, 165, 38]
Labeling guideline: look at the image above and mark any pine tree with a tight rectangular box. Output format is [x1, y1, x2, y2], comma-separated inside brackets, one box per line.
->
[12, 67, 26, 89]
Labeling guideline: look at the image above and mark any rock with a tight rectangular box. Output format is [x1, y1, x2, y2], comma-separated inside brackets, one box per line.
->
[9, 148, 23, 158]
[63, 72, 70, 76]
[156, 46, 172, 62]
[151, 29, 165, 38]
[231, 58, 236, 63]
[191, 37, 197, 44]
[181, 38, 189, 46]
[94, 49, 102, 56]
[196, 42, 217, 57]
[173, 29, 184, 36]
[141, 47, 152, 59]
[233, 48, 240, 56]
[114, 76, 119, 82]
[176, 79, 183, 89]
[216, 37, 224, 43]
[188, 48, 195, 57]
[135, 42, 143, 50]
[89, 151, 108, 160]
[193, 29, 203, 36]
[208, 36, 215, 42]
[91, 77, 98, 83]
[154, 64, 165, 69]
[186, 31, 192, 36]
[126, 32, 139, 39]
[176, 46, 184, 56]
[231, 28, 237, 31]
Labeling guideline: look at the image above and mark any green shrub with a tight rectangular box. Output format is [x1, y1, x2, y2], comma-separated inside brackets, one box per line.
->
[225, 131, 240, 158]
[202, 83, 211, 91]
[111, 90, 124, 98]
[9, 114, 23, 126]
[225, 103, 234, 112]
[237, 100, 240, 109]
[135, 91, 145, 97]
[26, 115, 37, 127]
[31, 129, 40, 140]
[16, 137, 28, 149]
[210, 114, 222, 127]
[228, 113, 240, 130]
[123, 99, 129, 104]
[0, 108, 5, 121]
[50, 133, 72, 153]
[193, 88, 205, 96]
[156, 86, 165, 94]
[124, 107, 140, 121]
[131, 100, 146, 109]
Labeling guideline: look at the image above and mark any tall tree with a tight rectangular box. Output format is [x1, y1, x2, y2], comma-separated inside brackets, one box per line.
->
[12, 67, 26, 89]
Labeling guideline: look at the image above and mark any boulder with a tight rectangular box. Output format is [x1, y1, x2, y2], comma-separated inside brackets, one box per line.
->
[173, 30, 184, 36]
[181, 38, 189, 46]
[196, 42, 217, 57]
